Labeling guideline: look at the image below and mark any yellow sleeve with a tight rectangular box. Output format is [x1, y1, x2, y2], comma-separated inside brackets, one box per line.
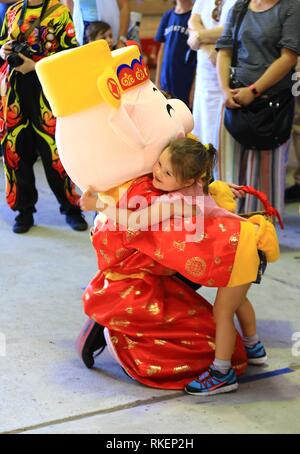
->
[209, 180, 237, 213]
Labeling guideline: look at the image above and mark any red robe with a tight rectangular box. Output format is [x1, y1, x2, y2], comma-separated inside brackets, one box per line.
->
[83, 176, 248, 389]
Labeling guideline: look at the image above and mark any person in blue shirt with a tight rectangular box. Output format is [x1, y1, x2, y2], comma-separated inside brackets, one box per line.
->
[155, 0, 196, 108]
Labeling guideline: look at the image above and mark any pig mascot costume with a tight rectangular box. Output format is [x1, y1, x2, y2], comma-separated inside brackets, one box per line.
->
[36, 41, 279, 390]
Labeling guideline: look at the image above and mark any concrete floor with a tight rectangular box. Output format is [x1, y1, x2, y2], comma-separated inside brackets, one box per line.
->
[0, 160, 299, 434]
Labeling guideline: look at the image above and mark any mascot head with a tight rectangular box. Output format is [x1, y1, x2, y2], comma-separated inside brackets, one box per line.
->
[36, 40, 194, 191]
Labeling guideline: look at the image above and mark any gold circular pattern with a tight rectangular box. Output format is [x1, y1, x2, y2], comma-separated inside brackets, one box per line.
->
[185, 257, 206, 277]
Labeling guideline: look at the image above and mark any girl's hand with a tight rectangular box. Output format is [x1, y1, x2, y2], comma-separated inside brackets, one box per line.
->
[228, 183, 246, 199]
[231, 87, 255, 106]
[223, 88, 241, 109]
[80, 188, 98, 212]
[14, 54, 36, 74]
[0, 40, 14, 60]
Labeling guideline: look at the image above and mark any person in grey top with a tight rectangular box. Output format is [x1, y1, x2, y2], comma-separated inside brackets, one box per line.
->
[215, 0, 300, 214]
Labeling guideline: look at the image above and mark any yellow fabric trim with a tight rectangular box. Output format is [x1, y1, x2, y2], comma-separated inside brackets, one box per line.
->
[247, 215, 280, 263]
[104, 270, 146, 281]
[98, 179, 134, 204]
[227, 221, 259, 287]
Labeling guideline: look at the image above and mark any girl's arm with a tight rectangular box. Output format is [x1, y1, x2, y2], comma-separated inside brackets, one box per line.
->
[80, 189, 198, 230]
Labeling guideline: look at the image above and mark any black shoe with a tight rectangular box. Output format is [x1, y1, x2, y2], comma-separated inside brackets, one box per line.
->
[76, 319, 106, 369]
[285, 184, 300, 203]
[13, 212, 34, 234]
[65, 212, 88, 231]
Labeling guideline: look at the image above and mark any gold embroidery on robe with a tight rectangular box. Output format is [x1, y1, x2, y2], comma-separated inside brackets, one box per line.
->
[116, 248, 127, 258]
[146, 301, 160, 315]
[181, 340, 193, 345]
[173, 365, 191, 374]
[147, 365, 162, 375]
[219, 223, 227, 232]
[154, 339, 167, 345]
[123, 335, 138, 350]
[134, 359, 143, 365]
[125, 307, 133, 315]
[120, 285, 135, 299]
[110, 336, 119, 345]
[173, 240, 186, 252]
[99, 249, 110, 264]
[214, 256, 221, 265]
[185, 257, 206, 277]
[154, 248, 164, 260]
[109, 318, 130, 328]
[229, 233, 240, 249]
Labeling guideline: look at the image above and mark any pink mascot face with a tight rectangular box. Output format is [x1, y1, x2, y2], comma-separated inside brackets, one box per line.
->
[36, 41, 194, 191]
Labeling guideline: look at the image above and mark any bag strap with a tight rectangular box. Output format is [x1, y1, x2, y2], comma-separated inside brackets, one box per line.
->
[240, 185, 284, 229]
[231, 0, 251, 69]
[22, 3, 61, 41]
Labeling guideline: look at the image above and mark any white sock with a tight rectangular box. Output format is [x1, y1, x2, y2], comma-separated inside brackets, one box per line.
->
[243, 334, 259, 348]
[213, 358, 231, 375]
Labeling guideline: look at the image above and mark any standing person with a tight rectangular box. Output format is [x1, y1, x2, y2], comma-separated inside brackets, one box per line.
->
[216, 0, 300, 214]
[155, 0, 196, 108]
[63, 0, 130, 47]
[188, 0, 236, 147]
[0, 1, 14, 158]
[0, 0, 88, 233]
[285, 58, 300, 203]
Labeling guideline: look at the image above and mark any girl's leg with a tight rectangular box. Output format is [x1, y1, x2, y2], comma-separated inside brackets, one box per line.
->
[213, 284, 251, 361]
[236, 297, 257, 338]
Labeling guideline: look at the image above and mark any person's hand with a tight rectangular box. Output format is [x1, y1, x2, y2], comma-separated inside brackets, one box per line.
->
[223, 88, 241, 109]
[14, 54, 36, 74]
[80, 188, 98, 212]
[115, 39, 126, 49]
[231, 87, 255, 106]
[0, 40, 14, 60]
[228, 183, 246, 199]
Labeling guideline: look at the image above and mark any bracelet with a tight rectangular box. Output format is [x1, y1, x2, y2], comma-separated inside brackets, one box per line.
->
[248, 84, 260, 97]
[118, 35, 127, 44]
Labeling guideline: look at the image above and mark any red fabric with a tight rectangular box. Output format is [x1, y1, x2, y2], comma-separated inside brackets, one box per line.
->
[83, 176, 247, 390]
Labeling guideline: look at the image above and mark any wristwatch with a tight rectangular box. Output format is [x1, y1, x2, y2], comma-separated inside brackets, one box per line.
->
[248, 84, 260, 97]
[118, 35, 127, 45]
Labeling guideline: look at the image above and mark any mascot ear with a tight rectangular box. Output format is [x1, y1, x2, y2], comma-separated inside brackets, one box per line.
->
[97, 68, 122, 108]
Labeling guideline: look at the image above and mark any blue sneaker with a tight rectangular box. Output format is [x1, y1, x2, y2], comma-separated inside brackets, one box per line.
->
[245, 341, 268, 365]
[185, 366, 238, 396]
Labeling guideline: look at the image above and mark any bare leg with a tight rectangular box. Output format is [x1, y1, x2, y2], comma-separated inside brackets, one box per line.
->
[213, 284, 251, 361]
[236, 297, 257, 337]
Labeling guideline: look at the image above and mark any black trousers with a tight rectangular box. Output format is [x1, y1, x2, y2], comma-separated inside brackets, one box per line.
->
[3, 71, 81, 215]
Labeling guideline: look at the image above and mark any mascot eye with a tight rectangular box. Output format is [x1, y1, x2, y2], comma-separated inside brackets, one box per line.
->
[166, 104, 174, 117]
[153, 87, 158, 92]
